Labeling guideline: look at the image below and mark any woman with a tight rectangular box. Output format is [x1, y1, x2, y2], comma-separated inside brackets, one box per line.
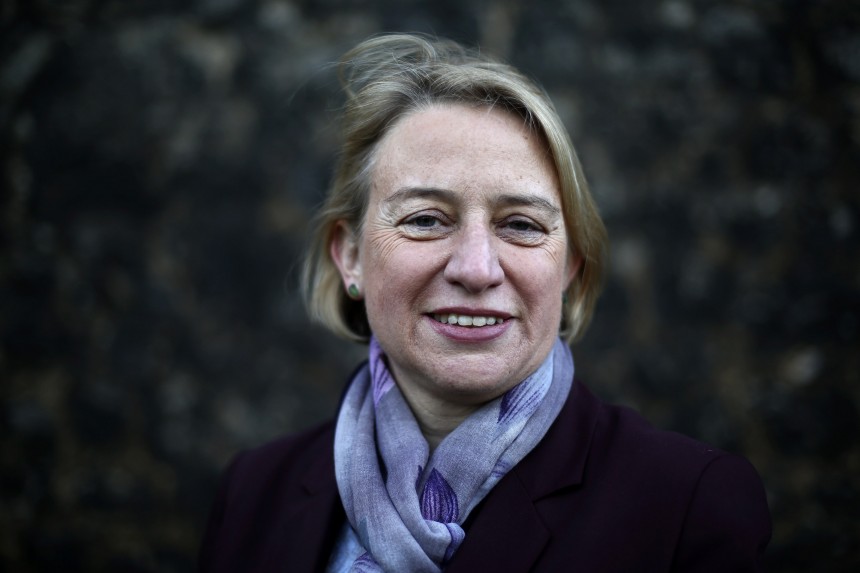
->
[199, 34, 770, 572]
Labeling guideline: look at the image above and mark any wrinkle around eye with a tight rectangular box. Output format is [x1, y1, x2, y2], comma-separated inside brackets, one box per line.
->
[496, 219, 565, 247]
[496, 225, 545, 246]
[364, 227, 418, 264]
[525, 235, 572, 265]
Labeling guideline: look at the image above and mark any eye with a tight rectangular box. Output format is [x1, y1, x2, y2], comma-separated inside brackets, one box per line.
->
[399, 211, 452, 239]
[502, 217, 545, 233]
[408, 214, 440, 228]
[505, 219, 541, 232]
[497, 216, 547, 245]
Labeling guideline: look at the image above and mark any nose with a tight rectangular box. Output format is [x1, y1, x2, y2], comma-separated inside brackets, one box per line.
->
[443, 223, 504, 293]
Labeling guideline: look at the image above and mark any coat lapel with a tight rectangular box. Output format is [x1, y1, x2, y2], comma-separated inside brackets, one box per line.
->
[514, 378, 602, 500]
[446, 378, 602, 572]
[261, 427, 344, 573]
[445, 468, 551, 572]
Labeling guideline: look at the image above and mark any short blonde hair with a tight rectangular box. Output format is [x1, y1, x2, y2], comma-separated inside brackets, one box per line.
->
[302, 33, 607, 344]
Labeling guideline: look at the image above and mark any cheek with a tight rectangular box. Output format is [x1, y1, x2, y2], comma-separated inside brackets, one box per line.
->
[362, 240, 429, 318]
[530, 279, 565, 315]
[365, 271, 426, 341]
[508, 247, 569, 293]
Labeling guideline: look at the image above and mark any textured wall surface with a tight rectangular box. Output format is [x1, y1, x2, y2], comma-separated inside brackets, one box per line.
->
[2, 0, 858, 571]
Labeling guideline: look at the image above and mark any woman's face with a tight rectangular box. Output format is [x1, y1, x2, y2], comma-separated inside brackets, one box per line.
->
[332, 104, 579, 408]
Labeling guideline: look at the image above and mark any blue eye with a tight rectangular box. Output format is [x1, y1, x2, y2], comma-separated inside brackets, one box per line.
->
[410, 215, 439, 227]
[506, 219, 541, 232]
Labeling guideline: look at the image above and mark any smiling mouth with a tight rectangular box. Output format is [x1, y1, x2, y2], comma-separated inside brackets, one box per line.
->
[432, 313, 506, 327]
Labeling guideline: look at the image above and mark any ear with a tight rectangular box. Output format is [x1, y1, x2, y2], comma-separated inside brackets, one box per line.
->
[330, 221, 363, 292]
[563, 250, 583, 290]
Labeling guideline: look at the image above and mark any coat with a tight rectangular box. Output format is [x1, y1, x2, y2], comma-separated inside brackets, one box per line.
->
[199, 376, 771, 572]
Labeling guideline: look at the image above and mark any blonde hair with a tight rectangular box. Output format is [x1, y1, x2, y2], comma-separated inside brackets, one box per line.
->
[302, 33, 607, 344]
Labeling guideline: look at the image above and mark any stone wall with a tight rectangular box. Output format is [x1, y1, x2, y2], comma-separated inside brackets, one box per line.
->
[2, 0, 858, 570]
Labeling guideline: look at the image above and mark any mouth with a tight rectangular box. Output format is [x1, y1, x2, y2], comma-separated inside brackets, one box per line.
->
[431, 313, 506, 327]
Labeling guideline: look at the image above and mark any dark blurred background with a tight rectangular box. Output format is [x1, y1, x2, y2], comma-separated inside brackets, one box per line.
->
[1, 0, 858, 571]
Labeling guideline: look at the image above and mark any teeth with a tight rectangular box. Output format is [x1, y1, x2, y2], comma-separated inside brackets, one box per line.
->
[433, 313, 505, 327]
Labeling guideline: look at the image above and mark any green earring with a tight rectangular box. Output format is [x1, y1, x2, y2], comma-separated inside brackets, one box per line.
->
[562, 291, 568, 304]
[348, 284, 360, 298]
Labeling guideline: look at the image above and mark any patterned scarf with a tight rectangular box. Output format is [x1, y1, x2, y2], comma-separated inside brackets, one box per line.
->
[332, 337, 574, 572]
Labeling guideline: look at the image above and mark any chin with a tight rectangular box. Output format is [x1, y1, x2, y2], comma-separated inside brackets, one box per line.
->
[428, 368, 521, 405]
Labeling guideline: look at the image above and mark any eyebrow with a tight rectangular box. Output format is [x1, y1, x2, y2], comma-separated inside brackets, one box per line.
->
[491, 193, 562, 217]
[384, 187, 562, 217]
[383, 187, 456, 206]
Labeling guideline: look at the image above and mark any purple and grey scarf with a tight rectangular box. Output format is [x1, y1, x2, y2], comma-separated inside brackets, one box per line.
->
[330, 337, 574, 572]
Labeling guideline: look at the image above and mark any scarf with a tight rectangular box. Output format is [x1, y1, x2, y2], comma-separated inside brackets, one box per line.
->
[332, 337, 574, 572]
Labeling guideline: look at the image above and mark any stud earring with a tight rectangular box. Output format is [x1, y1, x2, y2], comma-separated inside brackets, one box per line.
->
[347, 284, 361, 299]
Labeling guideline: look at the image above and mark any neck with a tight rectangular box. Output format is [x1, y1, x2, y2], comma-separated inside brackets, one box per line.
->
[396, 386, 479, 452]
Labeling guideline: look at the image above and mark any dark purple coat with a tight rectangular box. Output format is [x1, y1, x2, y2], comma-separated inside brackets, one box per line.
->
[199, 377, 771, 572]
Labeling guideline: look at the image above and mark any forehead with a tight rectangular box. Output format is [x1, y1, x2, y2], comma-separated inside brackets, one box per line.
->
[371, 103, 560, 203]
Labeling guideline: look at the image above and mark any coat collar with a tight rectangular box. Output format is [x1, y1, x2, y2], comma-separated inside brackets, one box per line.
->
[446, 377, 602, 572]
[268, 424, 342, 573]
[512, 376, 602, 499]
[300, 428, 338, 496]
[281, 362, 371, 571]
[288, 377, 602, 573]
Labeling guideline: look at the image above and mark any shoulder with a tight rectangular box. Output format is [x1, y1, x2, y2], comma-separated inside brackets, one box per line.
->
[599, 397, 770, 518]
[669, 444, 772, 571]
[198, 420, 338, 572]
[512, 378, 771, 570]
[225, 420, 337, 492]
[206, 418, 336, 510]
[596, 397, 724, 477]
[574, 380, 757, 495]
[572, 381, 771, 569]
